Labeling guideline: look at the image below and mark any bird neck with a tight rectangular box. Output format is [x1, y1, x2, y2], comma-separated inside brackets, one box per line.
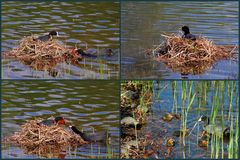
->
[204, 117, 210, 126]
[72, 127, 87, 139]
[184, 31, 190, 35]
[204, 117, 210, 127]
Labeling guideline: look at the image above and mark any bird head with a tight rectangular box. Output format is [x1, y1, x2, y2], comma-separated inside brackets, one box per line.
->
[55, 116, 65, 125]
[182, 26, 190, 34]
[75, 48, 85, 54]
[198, 115, 210, 125]
[49, 31, 58, 36]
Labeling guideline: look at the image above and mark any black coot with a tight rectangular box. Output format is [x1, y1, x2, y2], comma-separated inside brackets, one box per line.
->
[181, 26, 196, 40]
[70, 125, 109, 142]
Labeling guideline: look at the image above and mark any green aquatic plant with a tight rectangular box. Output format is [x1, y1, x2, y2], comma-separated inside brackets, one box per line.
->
[172, 81, 178, 113]
[180, 81, 196, 148]
[168, 81, 238, 158]
[234, 96, 239, 159]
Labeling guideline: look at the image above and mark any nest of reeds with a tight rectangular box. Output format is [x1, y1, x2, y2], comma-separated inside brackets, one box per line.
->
[4, 119, 87, 157]
[146, 34, 237, 74]
[3, 36, 82, 70]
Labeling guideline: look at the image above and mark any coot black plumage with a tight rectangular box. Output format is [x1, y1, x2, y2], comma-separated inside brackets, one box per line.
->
[182, 26, 196, 40]
[36, 31, 58, 42]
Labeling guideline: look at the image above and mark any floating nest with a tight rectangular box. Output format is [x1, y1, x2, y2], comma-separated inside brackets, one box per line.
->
[3, 36, 82, 70]
[4, 119, 87, 157]
[146, 34, 237, 74]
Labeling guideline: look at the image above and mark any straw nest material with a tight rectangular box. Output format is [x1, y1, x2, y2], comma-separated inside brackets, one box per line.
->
[4, 36, 82, 70]
[4, 119, 87, 153]
[146, 34, 237, 74]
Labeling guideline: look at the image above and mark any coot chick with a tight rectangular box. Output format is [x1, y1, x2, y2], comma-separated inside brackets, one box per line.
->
[181, 26, 196, 40]
[105, 48, 113, 56]
[38, 116, 65, 126]
[36, 31, 58, 42]
[158, 42, 170, 55]
[69, 125, 109, 142]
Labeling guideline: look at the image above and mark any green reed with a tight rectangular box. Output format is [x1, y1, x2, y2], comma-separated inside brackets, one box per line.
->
[172, 81, 178, 113]
[208, 81, 238, 159]
[201, 81, 208, 106]
[106, 140, 112, 158]
[210, 81, 221, 158]
[180, 81, 187, 146]
[139, 81, 153, 116]
[220, 81, 225, 158]
[180, 81, 195, 147]
[168, 81, 237, 158]
[228, 81, 234, 121]
[234, 96, 239, 159]
[227, 114, 234, 158]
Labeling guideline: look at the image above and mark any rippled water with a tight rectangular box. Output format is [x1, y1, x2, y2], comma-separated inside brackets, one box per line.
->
[2, 1, 119, 79]
[142, 81, 238, 158]
[121, 2, 238, 79]
[2, 81, 119, 158]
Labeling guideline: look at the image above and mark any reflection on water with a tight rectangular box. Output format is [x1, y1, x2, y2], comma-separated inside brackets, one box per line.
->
[2, 1, 119, 79]
[2, 81, 119, 158]
[121, 1, 238, 79]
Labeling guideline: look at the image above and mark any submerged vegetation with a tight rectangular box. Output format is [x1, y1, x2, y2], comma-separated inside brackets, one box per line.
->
[121, 81, 153, 158]
[146, 34, 237, 75]
[121, 81, 238, 159]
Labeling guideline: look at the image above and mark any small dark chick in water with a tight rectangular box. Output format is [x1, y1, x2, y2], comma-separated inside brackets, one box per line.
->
[181, 26, 196, 40]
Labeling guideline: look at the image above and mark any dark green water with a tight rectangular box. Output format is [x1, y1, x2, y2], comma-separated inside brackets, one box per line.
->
[121, 2, 238, 79]
[2, 81, 119, 158]
[2, 1, 119, 79]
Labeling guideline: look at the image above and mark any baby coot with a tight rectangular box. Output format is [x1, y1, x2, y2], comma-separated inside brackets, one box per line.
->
[181, 26, 196, 40]
[36, 31, 58, 42]
[69, 125, 109, 142]
[76, 48, 114, 58]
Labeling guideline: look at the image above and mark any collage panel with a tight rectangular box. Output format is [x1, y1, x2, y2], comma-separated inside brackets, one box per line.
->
[121, 81, 238, 159]
[2, 1, 119, 79]
[121, 1, 238, 79]
[2, 80, 119, 158]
